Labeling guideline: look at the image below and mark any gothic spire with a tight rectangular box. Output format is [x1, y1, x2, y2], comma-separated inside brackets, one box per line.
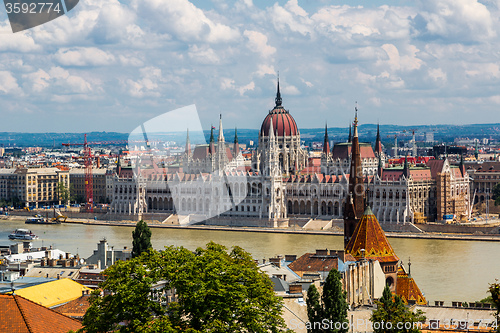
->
[377, 153, 383, 178]
[403, 153, 410, 178]
[344, 105, 365, 248]
[218, 114, 224, 143]
[275, 76, 282, 107]
[233, 127, 239, 154]
[209, 124, 215, 155]
[323, 122, 330, 154]
[375, 122, 382, 155]
[185, 128, 191, 156]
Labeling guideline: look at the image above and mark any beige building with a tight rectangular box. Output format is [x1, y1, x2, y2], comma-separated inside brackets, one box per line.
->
[0, 167, 69, 207]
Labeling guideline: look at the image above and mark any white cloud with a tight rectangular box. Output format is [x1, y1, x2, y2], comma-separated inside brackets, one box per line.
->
[55, 47, 116, 66]
[282, 84, 300, 95]
[238, 81, 255, 96]
[428, 68, 447, 82]
[0, 24, 40, 52]
[254, 64, 276, 78]
[413, 0, 495, 42]
[131, 0, 240, 43]
[0, 71, 22, 95]
[243, 30, 276, 58]
[301, 78, 313, 87]
[187, 45, 221, 64]
[125, 66, 163, 98]
[22, 70, 50, 93]
[269, 1, 314, 37]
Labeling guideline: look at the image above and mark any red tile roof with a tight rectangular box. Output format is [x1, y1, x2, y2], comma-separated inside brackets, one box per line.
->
[0, 294, 82, 333]
[396, 266, 427, 305]
[288, 253, 339, 277]
[53, 295, 90, 319]
[345, 206, 399, 263]
[331, 143, 376, 159]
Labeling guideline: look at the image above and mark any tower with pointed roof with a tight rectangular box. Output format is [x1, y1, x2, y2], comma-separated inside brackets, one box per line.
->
[254, 77, 307, 176]
[233, 128, 239, 155]
[216, 115, 229, 172]
[185, 129, 191, 157]
[375, 123, 383, 156]
[343, 107, 366, 247]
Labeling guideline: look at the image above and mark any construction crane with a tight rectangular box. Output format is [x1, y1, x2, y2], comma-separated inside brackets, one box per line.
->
[62, 134, 127, 212]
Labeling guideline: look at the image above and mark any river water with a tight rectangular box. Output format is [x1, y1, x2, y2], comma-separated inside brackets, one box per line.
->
[1, 219, 499, 303]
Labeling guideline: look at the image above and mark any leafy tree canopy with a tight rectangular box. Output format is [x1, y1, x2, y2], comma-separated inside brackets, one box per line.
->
[80, 242, 288, 333]
[489, 281, 500, 332]
[305, 269, 348, 333]
[493, 184, 500, 206]
[131, 219, 152, 258]
[371, 286, 425, 333]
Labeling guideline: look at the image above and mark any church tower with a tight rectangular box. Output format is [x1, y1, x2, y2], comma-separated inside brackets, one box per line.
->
[343, 107, 365, 248]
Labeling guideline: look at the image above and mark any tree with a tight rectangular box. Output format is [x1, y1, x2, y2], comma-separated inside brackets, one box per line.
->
[306, 284, 323, 333]
[322, 269, 349, 333]
[305, 269, 348, 333]
[493, 184, 500, 206]
[80, 242, 288, 333]
[489, 281, 500, 332]
[56, 181, 70, 204]
[132, 220, 152, 258]
[371, 286, 426, 333]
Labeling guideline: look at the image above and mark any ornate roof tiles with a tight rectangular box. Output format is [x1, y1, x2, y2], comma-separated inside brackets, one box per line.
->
[345, 206, 399, 263]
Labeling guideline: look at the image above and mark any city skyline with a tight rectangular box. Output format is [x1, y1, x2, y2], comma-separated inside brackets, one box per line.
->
[1, 0, 500, 133]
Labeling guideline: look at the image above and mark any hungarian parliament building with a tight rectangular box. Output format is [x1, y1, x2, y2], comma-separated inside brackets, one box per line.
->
[110, 82, 471, 228]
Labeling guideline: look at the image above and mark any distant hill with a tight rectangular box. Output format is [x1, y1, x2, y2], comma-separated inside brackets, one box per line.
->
[1, 123, 499, 148]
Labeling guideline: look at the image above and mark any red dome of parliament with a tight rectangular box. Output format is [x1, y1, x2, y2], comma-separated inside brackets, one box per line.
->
[260, 80, 299, 137]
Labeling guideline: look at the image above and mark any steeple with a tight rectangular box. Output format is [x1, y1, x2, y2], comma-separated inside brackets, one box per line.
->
[402, 153, 409, 178]
[323, 123, 330, 155]
[474, 140, 479, 160]
[375, 122, 382, 155]
[209, 125, 215, 155]
[233, 127, 239, 154]
[185, 128, 191, 156]
[377, 153, 383, 178]
[275, 76, 282, 107]
[459, 153, 465, 177]
[344, 104, 365, 248]
[217, 114, 224, 143]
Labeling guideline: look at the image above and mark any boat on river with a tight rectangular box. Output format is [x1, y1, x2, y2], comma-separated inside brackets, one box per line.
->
[8, 229, 39, 240]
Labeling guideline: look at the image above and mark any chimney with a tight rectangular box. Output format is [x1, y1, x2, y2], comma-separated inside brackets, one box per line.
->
[316, 249, 328, 256]
[269, 257, 280, 268]
[336, 250, 345, 262]
[66, 253, 71, 259]
[289, 284, 302, 294]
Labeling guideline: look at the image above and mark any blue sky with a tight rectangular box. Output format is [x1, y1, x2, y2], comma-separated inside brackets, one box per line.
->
[1, 0, 500, 133]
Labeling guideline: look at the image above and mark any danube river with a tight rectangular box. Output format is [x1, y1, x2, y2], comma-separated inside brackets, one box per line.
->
[1, 219, 499, 303]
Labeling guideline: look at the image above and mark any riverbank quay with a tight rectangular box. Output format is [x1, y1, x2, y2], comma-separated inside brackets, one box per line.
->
[3, 214, 500, 242]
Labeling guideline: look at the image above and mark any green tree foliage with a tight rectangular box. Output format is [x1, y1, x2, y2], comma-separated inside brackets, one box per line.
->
[371, 286, 426, 333]
[322, 269, 348, 333]
[305, 269, 348, 333]
[489, 281, 500, 332]
[56, 182, 70, 204]
[493, 184, 500, 206]
[80, 242, 288, 333]
[131, 220, 152, 258]
[306, 284, 323, 333]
